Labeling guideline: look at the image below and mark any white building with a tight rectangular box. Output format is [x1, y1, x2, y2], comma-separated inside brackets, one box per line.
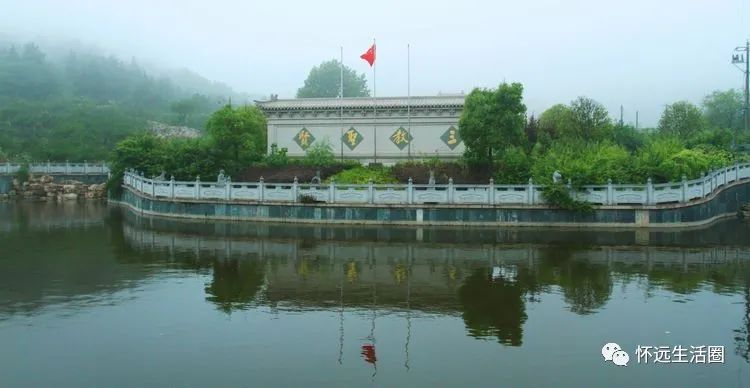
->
[256, 95, 465, 164]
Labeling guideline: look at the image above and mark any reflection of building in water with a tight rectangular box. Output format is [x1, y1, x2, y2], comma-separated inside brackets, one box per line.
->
[121, 219, 750, 349]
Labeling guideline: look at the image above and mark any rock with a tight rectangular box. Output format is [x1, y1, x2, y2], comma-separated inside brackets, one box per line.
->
[62, 193, 78, 201]
[39, 175, 54, 184]
[63, 184, 77, 194]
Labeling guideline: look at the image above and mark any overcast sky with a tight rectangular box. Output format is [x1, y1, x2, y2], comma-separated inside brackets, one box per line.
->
[1, 0, 748, 126]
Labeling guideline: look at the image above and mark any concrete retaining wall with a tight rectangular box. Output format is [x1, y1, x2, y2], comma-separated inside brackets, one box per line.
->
[116, 179, 750, 228]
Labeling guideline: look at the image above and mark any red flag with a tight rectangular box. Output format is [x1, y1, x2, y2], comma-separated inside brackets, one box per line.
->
[360, 43, 376, 66]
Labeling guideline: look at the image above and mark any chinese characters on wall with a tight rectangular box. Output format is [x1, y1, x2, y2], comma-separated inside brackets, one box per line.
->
[294, 126, 462, 151]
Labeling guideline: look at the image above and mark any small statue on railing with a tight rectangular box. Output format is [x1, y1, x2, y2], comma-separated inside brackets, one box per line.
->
[311, 170, 321, 184]
[217, 169, 227, 184]
[154, 170, 166, 180]
[553, 170, 562, 184]
[428, 170, 436, 186]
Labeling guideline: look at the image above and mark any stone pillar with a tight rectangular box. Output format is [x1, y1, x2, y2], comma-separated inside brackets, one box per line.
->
[527, 178, 534, 205]
[46, 160, 51, 174]
[646, 178, 653, 205]
[293, 176, 299, 202]
[195, 176, 200, 199]
[225, 177, 232, 200]
[606, 179, 613, 205]
[329, 178, 336, 204]
[170, 176, 175, 199]
[65, 160, 70, 174]
[259, 177, 265, 202]
[407, 177, 413, 204]
[489, 178, 495, 205]
[681, 175, 687, 203]
[368, 179, 374, 204]
[83, 160, 88, 174]
[447, 178, 454, 204]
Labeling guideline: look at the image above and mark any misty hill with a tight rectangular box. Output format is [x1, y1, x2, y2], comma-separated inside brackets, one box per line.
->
[0, 42, 253, 162]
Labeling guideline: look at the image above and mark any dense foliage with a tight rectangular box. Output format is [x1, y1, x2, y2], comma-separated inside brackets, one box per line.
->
[0, 42, 236, 161]
[107, 104, 267, 194]
[296, 60, 370, 98]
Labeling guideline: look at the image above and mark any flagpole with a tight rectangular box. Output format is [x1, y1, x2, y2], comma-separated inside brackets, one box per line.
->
[407, 43, 411, 161]
[372, 38, 377, 164]
[340, 46, 344, 162]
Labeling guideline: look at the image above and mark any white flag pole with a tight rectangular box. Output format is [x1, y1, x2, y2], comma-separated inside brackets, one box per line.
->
[340, 46, 344, 162]
[372, 38, 377, 164]
[407, 43, 411, 161]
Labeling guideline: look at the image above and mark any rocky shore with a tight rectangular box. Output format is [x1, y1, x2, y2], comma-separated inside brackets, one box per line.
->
[0, 174, 106, 202]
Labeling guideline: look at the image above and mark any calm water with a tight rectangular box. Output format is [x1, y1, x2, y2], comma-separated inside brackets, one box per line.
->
[2, 203, 750, 387]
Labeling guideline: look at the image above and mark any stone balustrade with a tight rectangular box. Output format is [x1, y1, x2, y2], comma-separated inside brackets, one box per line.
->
[122, 162, 750, 206]
[1, 161, 110, 175]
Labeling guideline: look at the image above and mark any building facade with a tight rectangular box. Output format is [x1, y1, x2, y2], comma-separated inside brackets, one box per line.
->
[256, 95, 465, 164]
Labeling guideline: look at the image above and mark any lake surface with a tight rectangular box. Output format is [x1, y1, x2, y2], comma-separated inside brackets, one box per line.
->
[1, 202, 750, 387]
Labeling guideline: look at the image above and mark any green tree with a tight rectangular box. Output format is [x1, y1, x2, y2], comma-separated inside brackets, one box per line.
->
[658, 101, 704, 138]
[206, 104, 267, 166]
[538, 104, 573, 141]
[296, 60, 370, 98]
[459, 82, 527, 167]
[568, 96, 612, 140]
[702, 89, 743, 131]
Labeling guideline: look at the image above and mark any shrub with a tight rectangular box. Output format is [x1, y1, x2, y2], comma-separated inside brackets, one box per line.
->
[265, 143, 289, 167]
[302, 140, 336, 168]
[494, 146, 530, 184]
[326, 166, 398, 184]
[539, 183, 593, 213]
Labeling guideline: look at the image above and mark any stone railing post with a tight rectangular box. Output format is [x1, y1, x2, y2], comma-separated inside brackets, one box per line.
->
[681, 175, 687, 203]
[407, 177, 413, 204]
[46, 160, 51, 174]
[329, 178, 336, 204]
[527, 178, 534, 205]
[151, 176, 156, 197]
[170, 176, 175, 199]
[489, 178, 495, 205]
[710, 169, 716, 193]
[724, 166, 729, 186]
[65, 160, 70, 174]
[292, 177, 299, 202]
[195, 176, 200, 199]
[701, 171, 708, 197]
[259, 177, 265, 202]
[447, 178, 454, 203]
[83, 160, 88, 174]
[646, 178, 654, 205]
[225, 177, 232, 200]
[4, 161, 9, 174]
[735, 163, 740, 183]
[368, 179, 374, 204]
[606, 178, 613, 205]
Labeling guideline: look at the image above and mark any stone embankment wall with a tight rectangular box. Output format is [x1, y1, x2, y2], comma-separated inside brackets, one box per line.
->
[0, 174, 106, 202]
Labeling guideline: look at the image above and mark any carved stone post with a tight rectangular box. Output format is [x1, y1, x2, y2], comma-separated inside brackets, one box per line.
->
[46, 160, 51, 174]
[259, 177, 265, 202]
[408, 177, 413, 204]
[329, 178, 336, 204]
[368, 179, 374, 204]
[681, 175, 687, 203]
[195, 176, 200, 199]
[528, 178, 535, 205]
[606, 178, 613, 205]
[489, 178, 495, 205]
[65, 160, 70, 174]
[448, 178, 454, 204]
[83, 160, 88, 174]
[225, 177, 231, 200]
[646, 177, 654, 205]
[293, 176, 299, 202]
[170, 176, 175, 199]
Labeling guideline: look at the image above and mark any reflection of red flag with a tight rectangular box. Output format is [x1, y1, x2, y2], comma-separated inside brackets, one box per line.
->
[360, 43, 376, 66]
[361, 343, 377, 364]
